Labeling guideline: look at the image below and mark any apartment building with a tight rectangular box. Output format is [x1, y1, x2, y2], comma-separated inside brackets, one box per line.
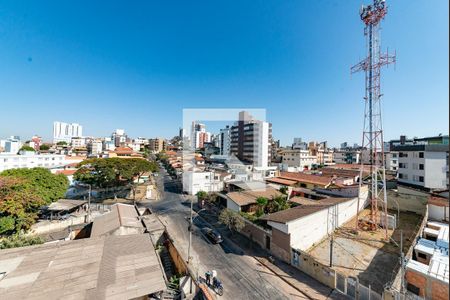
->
[0, 153, 68, 172]
[219, 126, 231, 156]
[53, 121, 83, 143]
[333, 149, 361, 164]
[230, 111, 271, 168]
[391, 135, 449, 191]
[148, 138, 166, 153]
[87, 140, 103, 155]
[280, 149, 317, 171]
[317, 149, 334, 165]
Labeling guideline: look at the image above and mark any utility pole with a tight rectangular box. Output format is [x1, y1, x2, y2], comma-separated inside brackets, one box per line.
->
[187, 195, 194, 293]
[87, 184, 92, 223]
[329, 236, 334, 267]
[400, 230, 406, 296]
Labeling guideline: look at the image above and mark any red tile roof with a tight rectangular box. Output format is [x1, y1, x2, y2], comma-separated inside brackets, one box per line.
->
[266, 177, 298, 186]
[56, 170, 77, 176]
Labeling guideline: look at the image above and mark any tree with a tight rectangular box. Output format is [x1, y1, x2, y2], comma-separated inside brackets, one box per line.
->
[196, 191, 208, 201]
[18, 145, 35, 153]
[279, 186, 288, 195]
[0, 234, 43, 249]
[256, 197, 268, 216]
[0, 168, 69, 234]
[267, 195, 290, 213]
[219, 209, 245, 234]
[74, 158, 159, 200]
[56, 141, 67, 146]
[39, 144, 50, 151]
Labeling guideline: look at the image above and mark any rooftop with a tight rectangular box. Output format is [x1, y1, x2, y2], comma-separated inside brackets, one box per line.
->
[279, 172, 333, 187]
[45, 199, 87, 212]
[261, 204, 337, 224]
[90, 203, 144, 237]
[226, 187, 282, 207]
[0, 234, 166, 299]
[266, 177, 298, 186]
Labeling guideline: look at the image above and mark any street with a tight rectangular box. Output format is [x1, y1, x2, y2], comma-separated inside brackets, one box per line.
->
[142, 168, 338, 300]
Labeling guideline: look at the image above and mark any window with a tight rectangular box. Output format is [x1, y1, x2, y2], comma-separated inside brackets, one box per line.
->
[417, 252, 427, 259]
[399, 152, 408, 158]
[407, 283, 420, 296]
[419, 164, 424, 170]
[419, 152, 424, 158]
[399, 163, 408, 169]
[419, 176, 424, 182]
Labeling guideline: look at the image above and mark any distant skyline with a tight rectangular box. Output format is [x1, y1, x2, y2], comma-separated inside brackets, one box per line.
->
[0, 1, 448, 146]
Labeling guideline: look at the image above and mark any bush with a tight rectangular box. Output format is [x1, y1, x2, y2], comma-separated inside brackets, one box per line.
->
[0, 234, 44, 249]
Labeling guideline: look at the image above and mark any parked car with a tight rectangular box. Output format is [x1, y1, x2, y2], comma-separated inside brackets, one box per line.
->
[201, 227, 223, 244]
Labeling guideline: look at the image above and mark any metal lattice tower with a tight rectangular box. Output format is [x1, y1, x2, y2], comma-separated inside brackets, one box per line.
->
[351, 0, 395, 239]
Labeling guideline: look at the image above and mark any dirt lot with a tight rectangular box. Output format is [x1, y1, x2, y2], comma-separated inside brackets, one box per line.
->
[308, 208, 423, 294]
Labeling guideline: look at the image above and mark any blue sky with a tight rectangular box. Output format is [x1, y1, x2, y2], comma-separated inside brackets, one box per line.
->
[0, 0, 448, 147]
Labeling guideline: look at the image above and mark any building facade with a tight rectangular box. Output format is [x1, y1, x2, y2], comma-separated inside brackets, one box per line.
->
[280, 149, 317, 170]
[0, 153, 68, 172]
[53, 121, 83, 143]
[230, 111, 271, 168]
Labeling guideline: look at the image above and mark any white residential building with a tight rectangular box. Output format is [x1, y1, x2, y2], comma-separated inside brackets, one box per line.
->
[280, 149, 317, 171]
[71, 137, 86, 147]
[87, 140, 103, 155]
[1, 137, 22, 154]
[385, 151, 399, 172]
[0, 153, 68, 172]
[53, 121, 83, 143]
[182, 170, 230, 195]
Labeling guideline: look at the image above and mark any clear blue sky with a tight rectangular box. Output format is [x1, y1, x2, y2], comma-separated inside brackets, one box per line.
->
[0, 0, 448, 147]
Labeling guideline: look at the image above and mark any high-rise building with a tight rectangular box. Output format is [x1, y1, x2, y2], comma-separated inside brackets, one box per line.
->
[230, 111, 271, 168]
[190, 122, 212, 149]
[112, 129, 127, 147]
[219, 126, 231, 156]
[148, 138, 166, 153]
[53, 121, 83, 143]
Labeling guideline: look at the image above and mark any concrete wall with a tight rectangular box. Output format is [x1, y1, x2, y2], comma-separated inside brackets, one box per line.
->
[284, 189, 368, 251]
[226, 198, 241, 212]
[424, 151, 447, 189]
[291, 249, 336, 289]
[428, 204, 449, 222]
[239, 217, 271, 250]
[270, 228, 291, 262]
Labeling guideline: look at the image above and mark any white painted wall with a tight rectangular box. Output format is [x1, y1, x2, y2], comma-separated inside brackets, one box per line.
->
[182, 171, 225, 195]
[0, 153, 68, 172]
[269, 189, 368, 251]
[428, 204, 449, 222]
[424, 151, 447, 189]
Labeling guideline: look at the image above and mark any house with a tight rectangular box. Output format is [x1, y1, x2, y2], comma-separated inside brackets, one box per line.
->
[220, 187, 283, 213]
[90, 203, 145, 237]
[428, 191, 449, 222]
[182, 170, 231, 195]
[405, 220, 449, 299]
[260, 190, 368, 262]
[0, 234, 166, 299]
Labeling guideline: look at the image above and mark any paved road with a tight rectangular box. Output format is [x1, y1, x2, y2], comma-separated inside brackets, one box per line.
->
[142, 168, 332, 299]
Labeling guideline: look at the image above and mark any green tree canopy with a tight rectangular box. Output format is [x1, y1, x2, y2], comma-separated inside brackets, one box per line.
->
[56, 141, 67, 146]
[0, 168, 69, 234]
[74, 158, 158, 189]
[19, 145, 35, 152]
[219, 209, 245, 233]
[196, 191, 208, 201]
[39, 144, 50, 151]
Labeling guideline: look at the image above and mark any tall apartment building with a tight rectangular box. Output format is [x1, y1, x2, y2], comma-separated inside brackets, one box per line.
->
[219, 126, 231, 156]
[87, 140, 103, 155]
[112, 129, 127, 147]
[53, 121, 83, 143]
[148, 138, 166, 153]
[390, 135, 449, 191]
[190, 122, 212, 149]
[230, 111, 271, 168]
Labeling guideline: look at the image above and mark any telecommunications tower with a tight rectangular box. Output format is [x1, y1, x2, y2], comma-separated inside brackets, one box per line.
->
[351, 0, 395, 239]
